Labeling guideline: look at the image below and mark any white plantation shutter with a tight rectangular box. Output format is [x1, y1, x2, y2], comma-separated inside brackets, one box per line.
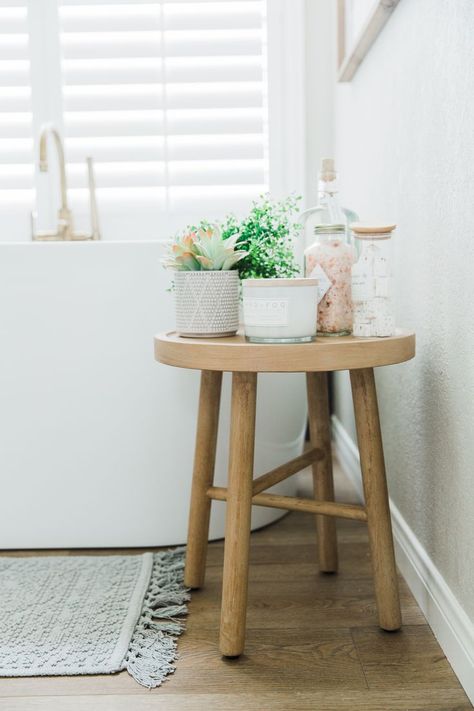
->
[0, 0, 304, 241]
[0, 1, 35, 240]
[58, 0, 269, 239]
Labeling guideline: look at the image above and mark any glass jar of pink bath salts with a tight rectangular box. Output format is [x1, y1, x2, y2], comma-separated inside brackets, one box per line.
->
[304, 224, 355, 336]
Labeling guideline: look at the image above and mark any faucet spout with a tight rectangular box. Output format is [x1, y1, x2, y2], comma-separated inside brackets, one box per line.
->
[38, 122, 71, 223]
[33, 123, 100, 241]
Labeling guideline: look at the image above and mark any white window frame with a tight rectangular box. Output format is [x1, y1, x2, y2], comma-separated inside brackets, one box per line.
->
[19, 0, 306, 241]
[266, 0, 305, 201]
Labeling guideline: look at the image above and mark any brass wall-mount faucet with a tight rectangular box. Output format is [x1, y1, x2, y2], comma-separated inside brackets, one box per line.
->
[31, 123, 101, 241]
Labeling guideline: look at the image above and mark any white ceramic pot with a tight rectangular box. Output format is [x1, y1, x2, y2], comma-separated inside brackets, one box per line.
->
[242, 277, 318, 343]
[174, 270, 239, 337]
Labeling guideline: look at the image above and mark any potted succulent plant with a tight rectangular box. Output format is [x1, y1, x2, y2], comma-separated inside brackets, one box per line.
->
[222, 195, 318, 343]
[163, 224, 247, 337]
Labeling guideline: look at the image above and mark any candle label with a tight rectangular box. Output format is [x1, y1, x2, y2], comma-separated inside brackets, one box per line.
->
[243, 298, 289, 326]
[308, 264, 332, 302]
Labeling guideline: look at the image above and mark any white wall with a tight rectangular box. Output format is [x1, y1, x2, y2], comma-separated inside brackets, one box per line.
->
[304, 0, 336, 207]
[333, 0, 474, 635]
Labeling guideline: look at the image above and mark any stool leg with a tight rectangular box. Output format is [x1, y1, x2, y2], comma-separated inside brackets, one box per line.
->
[184, 370, 223, 589]
[350, 367, 402, 631]
[306, 372, 338, 573]
[220, 372, 257, 657]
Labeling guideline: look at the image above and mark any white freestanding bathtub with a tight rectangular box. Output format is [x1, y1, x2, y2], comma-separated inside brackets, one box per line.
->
[0, 242, 306, 549]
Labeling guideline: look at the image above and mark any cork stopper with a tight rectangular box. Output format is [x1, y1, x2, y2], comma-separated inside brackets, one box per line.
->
[320, 158, 336, 182]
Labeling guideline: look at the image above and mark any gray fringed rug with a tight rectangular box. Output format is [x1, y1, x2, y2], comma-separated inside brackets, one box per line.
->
[0, 548, 189, 688]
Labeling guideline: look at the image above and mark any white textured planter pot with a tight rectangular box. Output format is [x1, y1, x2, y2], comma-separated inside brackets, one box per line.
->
[242, 277, 318, 343]
[174, 270, 239, 338]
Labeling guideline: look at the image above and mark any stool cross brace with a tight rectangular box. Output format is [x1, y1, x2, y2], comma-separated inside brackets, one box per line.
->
[206, 447, 368, 522]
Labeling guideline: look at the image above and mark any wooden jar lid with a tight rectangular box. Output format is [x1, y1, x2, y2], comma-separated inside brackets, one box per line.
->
[351, 223, 396, 234]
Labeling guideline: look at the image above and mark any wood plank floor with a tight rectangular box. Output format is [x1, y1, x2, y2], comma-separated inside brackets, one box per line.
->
[0, 461, 471, 711]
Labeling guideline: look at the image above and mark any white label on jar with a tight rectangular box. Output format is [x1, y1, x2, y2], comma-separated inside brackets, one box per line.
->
[243, 297, 289, 326]
[352, 265, 375, 301]
[374, 256, 389, 277]
[308, 264, 332, 302]
[375, 276, 390, 298]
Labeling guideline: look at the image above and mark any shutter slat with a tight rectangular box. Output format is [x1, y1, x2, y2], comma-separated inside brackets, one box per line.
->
[60, 5, 161, 32]
[166, 55, 262, 82]
[63, 107, 263, 137]
[167, 108, 263, 135]
[169, 158, 264, 186]
[0, 7, 27, 33]
[0, 112, 32, 138]
[0, 60, 30, 86]
[64, 110, 164, 137]
[0, 188, 34, 207]
[0, 163, 33, 189]
[66, 157, 263, 189]
[66, 161, 166, 188]
[63, 58, 163, 85]
[65, 135, 165, 162]
[168, 133, 263, 160]
[167, 82, 262, 109]
[0, 0, 29, 7]
[163, 3, 263, 31]
[169, 183, 266, 212]
[60, 3, 262, 32]
[63, 84, 164, 111]
[68, 187, 166, 205]
[63, 81, 262, 111]
[62, 56, 262, 85]
[164, 29, 262, 56]
[0, 85, 31, 111]
[61, 31, 163, 59]
[64, 133, 263, 162]
[60, 0, 259, 7]
[0, 137, 33, 163]
[0, 34, 29, 60]
[61, 29, 262, 59]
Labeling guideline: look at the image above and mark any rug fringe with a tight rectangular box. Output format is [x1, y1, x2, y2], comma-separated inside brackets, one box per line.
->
[124, 547, 190, 689]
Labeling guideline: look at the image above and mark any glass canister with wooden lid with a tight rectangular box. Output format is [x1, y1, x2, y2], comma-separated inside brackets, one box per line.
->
[351, 223, 396, 337]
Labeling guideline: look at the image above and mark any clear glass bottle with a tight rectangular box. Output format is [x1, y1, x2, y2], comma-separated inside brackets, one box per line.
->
[304, 224, 355, 336]
[351, 224, 396, 337]
[299, 158, 359, 248]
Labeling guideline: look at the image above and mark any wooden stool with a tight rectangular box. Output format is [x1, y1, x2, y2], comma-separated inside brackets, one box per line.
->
[155, 330, 415, 657]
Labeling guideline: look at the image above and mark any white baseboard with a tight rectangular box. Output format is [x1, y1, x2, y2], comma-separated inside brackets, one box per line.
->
[332, 415, 474, 704]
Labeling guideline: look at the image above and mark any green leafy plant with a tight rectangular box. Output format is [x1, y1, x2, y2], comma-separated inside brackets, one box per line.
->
[163, 223, 247, 271]
[221, 194, 302, 280]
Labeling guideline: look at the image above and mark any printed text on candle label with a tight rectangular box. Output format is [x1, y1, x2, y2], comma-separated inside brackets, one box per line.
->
[243, 298, 289, 326]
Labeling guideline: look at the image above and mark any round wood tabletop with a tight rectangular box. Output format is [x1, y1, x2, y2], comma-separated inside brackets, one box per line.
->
[154, 330, 415, 373]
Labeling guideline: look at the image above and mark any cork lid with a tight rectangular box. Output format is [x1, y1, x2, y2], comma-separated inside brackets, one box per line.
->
[351, 223, 396, 235]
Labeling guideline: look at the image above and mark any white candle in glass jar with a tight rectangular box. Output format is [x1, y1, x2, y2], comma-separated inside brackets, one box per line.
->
[242, 278, 318, 343]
